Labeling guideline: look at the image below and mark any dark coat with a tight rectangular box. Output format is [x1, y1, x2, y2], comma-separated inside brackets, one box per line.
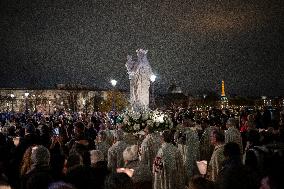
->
[217, 158, 257, 189]
[21, 165, 53, 189]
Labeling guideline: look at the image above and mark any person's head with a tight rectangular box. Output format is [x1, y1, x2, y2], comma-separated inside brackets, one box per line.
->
[0, 181, 12, 189]
[259, 176, 271, 189]
[25, 123, 36, 135]
[223, 142, 241, 160]
[48, 181, 76, 189]
[90, 150, 104, 166]
[260, 173, 284, 189]
[86, 122, 94, 129]
[74, 122, 85, 136]
[98, 131, 107, 142]
[113, 130, 124, 142]
[247, 114, 254, 121]
[174, 131, 186, 145]
[123, 145, 139, 163]
[210, 130, 225, 146]
[161, 130, 172, 143]
[37, 124, 50, 136]
[182, 118, 194, 128]
[31, 145, 50, 167]
[99, 122, 106, 130]
[247, 120, 256, 130]
[144, 125, 154, 135]
[104, 173, 134, 189]
[188, 176, 215, 189]
[226, 118, 236, 129]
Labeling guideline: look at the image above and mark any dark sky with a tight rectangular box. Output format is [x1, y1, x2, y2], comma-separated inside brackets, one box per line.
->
[1, 0, 283, 96]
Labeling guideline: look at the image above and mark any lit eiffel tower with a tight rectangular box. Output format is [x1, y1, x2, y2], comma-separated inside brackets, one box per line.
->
[221, 80, 226, 97]
[220, 80, 228, 108]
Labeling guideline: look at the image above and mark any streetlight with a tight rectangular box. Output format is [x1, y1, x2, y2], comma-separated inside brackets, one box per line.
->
[111, 79, 117, 87]
[24, 92, 29, 113]
[60, 101, 64, 108]
[150, 74, 156, 83]
[48, 100, 51, 115]
[10, 94, 15, 112]
[82, 99, 87, 114]
[33, 94, 37, 113]
[110, 79, 117, 111]
[150, 74, 156, 109]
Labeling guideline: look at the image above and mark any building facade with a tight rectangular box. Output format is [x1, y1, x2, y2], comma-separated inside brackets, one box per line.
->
[0, 87, 107, 114]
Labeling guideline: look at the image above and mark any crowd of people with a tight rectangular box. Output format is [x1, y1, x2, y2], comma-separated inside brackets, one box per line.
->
[0, 106, 284, 189]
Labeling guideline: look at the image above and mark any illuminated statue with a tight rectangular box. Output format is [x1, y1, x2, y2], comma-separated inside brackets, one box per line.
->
[126, 49, 153, 111]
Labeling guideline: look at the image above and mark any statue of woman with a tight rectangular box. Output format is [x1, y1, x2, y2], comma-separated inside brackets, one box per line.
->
[126, 49, 153, 111]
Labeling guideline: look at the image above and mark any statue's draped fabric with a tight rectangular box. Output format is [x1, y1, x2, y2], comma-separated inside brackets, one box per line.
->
[126, 49, 153, 111]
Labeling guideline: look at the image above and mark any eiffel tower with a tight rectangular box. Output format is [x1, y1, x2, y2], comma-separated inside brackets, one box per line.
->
[220, 80, 228, 108]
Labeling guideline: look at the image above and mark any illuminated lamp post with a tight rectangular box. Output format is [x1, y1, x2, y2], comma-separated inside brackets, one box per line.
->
[60, 101, 64, 111]
[150, 74, 156, 109]
[10, 94, 15, 112]
[110, 79, 117, 111]
[48, 100, 51, 115]
[24, 92, 29, 113]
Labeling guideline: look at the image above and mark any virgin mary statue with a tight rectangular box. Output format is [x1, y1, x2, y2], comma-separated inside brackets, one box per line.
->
[126, 49, 153, 111]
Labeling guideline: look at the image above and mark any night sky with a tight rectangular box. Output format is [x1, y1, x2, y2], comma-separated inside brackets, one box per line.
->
[1, 0, 283, 96]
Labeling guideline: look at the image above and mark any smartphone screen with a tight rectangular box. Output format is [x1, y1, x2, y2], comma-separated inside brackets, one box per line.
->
[53, 128, 59, 136]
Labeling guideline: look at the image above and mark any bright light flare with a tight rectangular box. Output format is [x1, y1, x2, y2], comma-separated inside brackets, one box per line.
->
[150, 75, 156, 82]
[111, 79, 117, 87]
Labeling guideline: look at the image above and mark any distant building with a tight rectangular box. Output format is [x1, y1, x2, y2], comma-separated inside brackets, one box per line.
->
[157, 83, 188, 108]
[0, 85, 114, 114]
[168, 83, 183, 94]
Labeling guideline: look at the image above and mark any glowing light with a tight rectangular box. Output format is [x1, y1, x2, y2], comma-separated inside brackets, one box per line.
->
[154, 113, 165, 123]
[111, 79, 117, 87]
[150, 74, 156, 82]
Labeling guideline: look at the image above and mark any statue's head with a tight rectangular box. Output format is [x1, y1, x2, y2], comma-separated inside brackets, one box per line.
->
[136, 49, 148, 59]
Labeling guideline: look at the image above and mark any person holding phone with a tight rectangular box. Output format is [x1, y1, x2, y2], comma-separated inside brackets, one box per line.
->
[66, 122, 96, 164]
[49, 124, 64, 150]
